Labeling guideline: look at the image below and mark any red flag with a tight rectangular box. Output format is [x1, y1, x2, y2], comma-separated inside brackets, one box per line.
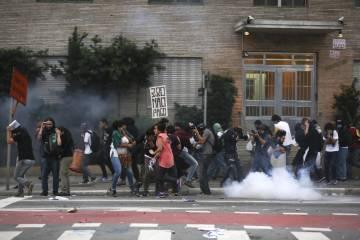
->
[10, 68, 28, 105]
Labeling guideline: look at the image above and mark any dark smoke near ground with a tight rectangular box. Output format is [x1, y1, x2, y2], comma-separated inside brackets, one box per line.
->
[0, 85, 120, 167]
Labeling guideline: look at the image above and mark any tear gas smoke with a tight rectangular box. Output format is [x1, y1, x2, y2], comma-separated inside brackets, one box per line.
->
[224, 168, 322, 200]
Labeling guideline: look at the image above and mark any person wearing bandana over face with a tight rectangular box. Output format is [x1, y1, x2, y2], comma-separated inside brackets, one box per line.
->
[7, 120, 35, 197]
[37, 117, 60, 196]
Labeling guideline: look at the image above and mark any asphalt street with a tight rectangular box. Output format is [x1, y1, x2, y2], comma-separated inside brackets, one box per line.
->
[0, 194, 359, 240]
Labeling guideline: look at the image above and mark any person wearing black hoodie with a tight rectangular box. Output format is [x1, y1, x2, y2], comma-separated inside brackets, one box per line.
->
[37, 117, 60, 196]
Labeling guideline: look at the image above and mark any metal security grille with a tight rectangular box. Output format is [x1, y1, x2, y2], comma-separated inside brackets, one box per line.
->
[243, 53, 316, 127]
[148, 57, 203, 109]
[36, 57, 67, 104]
[353, 60, 360, 90]
[118, 57, 203, 119]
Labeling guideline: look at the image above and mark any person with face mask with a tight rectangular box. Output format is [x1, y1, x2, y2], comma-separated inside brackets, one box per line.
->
[37, 117, 60, 196]
[7, 120, 35, 197]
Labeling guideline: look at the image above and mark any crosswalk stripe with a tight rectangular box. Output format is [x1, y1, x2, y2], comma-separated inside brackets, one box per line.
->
[185, 210, 211, 213]
[138, 230, 172, 240]
[0, 231, 22, 240]
[130, 223, 159, 228]
[234, 211, 259, 214]
[136, 208, 162, 213]
[185, 224, 215, 230]
[292, 231, 330, 240]
[16, 224, 45, 228]
[332, 213, 358, 216]
[301, 227, 331, 232]
[283, 212, 308, 215]
[0, 197, 30, 209]
[217, 230, 251, 240]
[244, 225, 273, 230]
[57, 230, 95, 240]
[72, 223, 101, 227]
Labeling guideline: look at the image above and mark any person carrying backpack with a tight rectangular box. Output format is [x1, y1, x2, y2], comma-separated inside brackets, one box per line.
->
[80, 123, 97, 184]
[37, 117, 61, 196]
[207, 123, 227, 181]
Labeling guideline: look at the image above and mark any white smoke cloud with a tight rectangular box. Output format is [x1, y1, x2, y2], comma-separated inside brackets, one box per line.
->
[224, 168, 322, 200]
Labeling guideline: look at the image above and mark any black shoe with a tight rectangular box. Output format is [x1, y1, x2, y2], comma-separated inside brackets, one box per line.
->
[58, 192, 70, 196]
[40, 192, 48, 196]
[53, 192, 59, 196]
[142, 191, 149, 197]
[15, 192, 24, 197]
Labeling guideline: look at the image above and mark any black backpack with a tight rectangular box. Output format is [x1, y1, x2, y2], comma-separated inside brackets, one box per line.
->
[87, 131, 100, 153]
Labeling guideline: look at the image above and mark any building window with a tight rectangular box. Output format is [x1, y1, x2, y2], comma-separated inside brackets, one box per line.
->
[149, 0, 203, 4]
[36, 0, 93, 2]
[254, 0, 307, 7]
[355, 0, 360, 6]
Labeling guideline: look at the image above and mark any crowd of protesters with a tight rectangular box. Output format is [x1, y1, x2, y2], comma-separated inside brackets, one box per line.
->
[6, 113, 360, 198]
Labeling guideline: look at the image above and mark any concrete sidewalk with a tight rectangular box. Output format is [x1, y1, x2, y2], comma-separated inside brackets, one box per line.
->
[1, 174, 360, 197]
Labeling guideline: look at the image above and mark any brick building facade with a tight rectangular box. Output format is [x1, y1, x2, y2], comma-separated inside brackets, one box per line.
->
[0, 0, 359, 128]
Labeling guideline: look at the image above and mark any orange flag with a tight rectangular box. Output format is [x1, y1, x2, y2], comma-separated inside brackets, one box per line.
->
[10, 68, 28, 105]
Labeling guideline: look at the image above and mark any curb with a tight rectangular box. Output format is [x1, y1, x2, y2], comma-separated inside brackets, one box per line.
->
[1, 187, 360, 197]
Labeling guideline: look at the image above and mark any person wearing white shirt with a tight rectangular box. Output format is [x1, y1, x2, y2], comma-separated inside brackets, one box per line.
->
[271, 115, 292, 167]
[81, 123, 96, 184]
[323, 122, 339, 185]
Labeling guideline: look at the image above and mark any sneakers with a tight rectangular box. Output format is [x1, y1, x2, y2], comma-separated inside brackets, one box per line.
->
[15, 191, 24, 197]
[40, 192, 48, 196]
[90, 177, 97, 183]
[101, 177, 108, 182]
[184, 181, 195, 188]
[156, 192, 167, 198]
[58, 192, 71, 196]
[26, 182, 34, 196]
[317, 177, 326, 183]
[106, 187, 117, 197]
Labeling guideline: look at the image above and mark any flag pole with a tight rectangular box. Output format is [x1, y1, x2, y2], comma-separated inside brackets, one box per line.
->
[6, 98, 14, 191]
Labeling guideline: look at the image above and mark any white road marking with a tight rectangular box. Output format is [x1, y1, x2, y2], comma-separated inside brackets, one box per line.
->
[244, 225, 273, 230]
[136, 208, 162, 213]
[292, 231, 330, 240]
[332, 213, 359, 216]
[283, 212, 308, 215]
[0, 231, 22, 240]
[217, 230, 251, 240]
[185, 224, 215, 230]
[234, 211, 259, 214]
[57, 230, 95, 240]
[186, 210, 211, 213]
[16, 224, 45, 228]
[0, 197, 30, 209]
[21, 198, 360, 205]
[301, 227, 332, 232]
[130, 223, 159, 228]
[138, 230, 172, 240]
[72, 223, 101, 227]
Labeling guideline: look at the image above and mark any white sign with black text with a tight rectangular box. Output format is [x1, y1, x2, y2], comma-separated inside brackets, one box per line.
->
[333, 38, 346, 49]
[150, 85, 168, 119]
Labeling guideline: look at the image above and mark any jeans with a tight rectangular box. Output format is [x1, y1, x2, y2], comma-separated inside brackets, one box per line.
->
[347, 148, 360, 179]
[337, 147, 348, 180]
[198, 154, 214, 194]
[180, 150, 198, 182]
[251, 153, 272, 176]
[42, 156, 60, 194]
[156, 166, 178, 193]
[14, 159, 35, 193]
[207, 150, 227, 179]
[110, 155, 122, 191]
[222, 152, 242, 184]
[324, 151, 337, 182]
[60, 156, 72, 194]
[82, 153, 94, 182]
